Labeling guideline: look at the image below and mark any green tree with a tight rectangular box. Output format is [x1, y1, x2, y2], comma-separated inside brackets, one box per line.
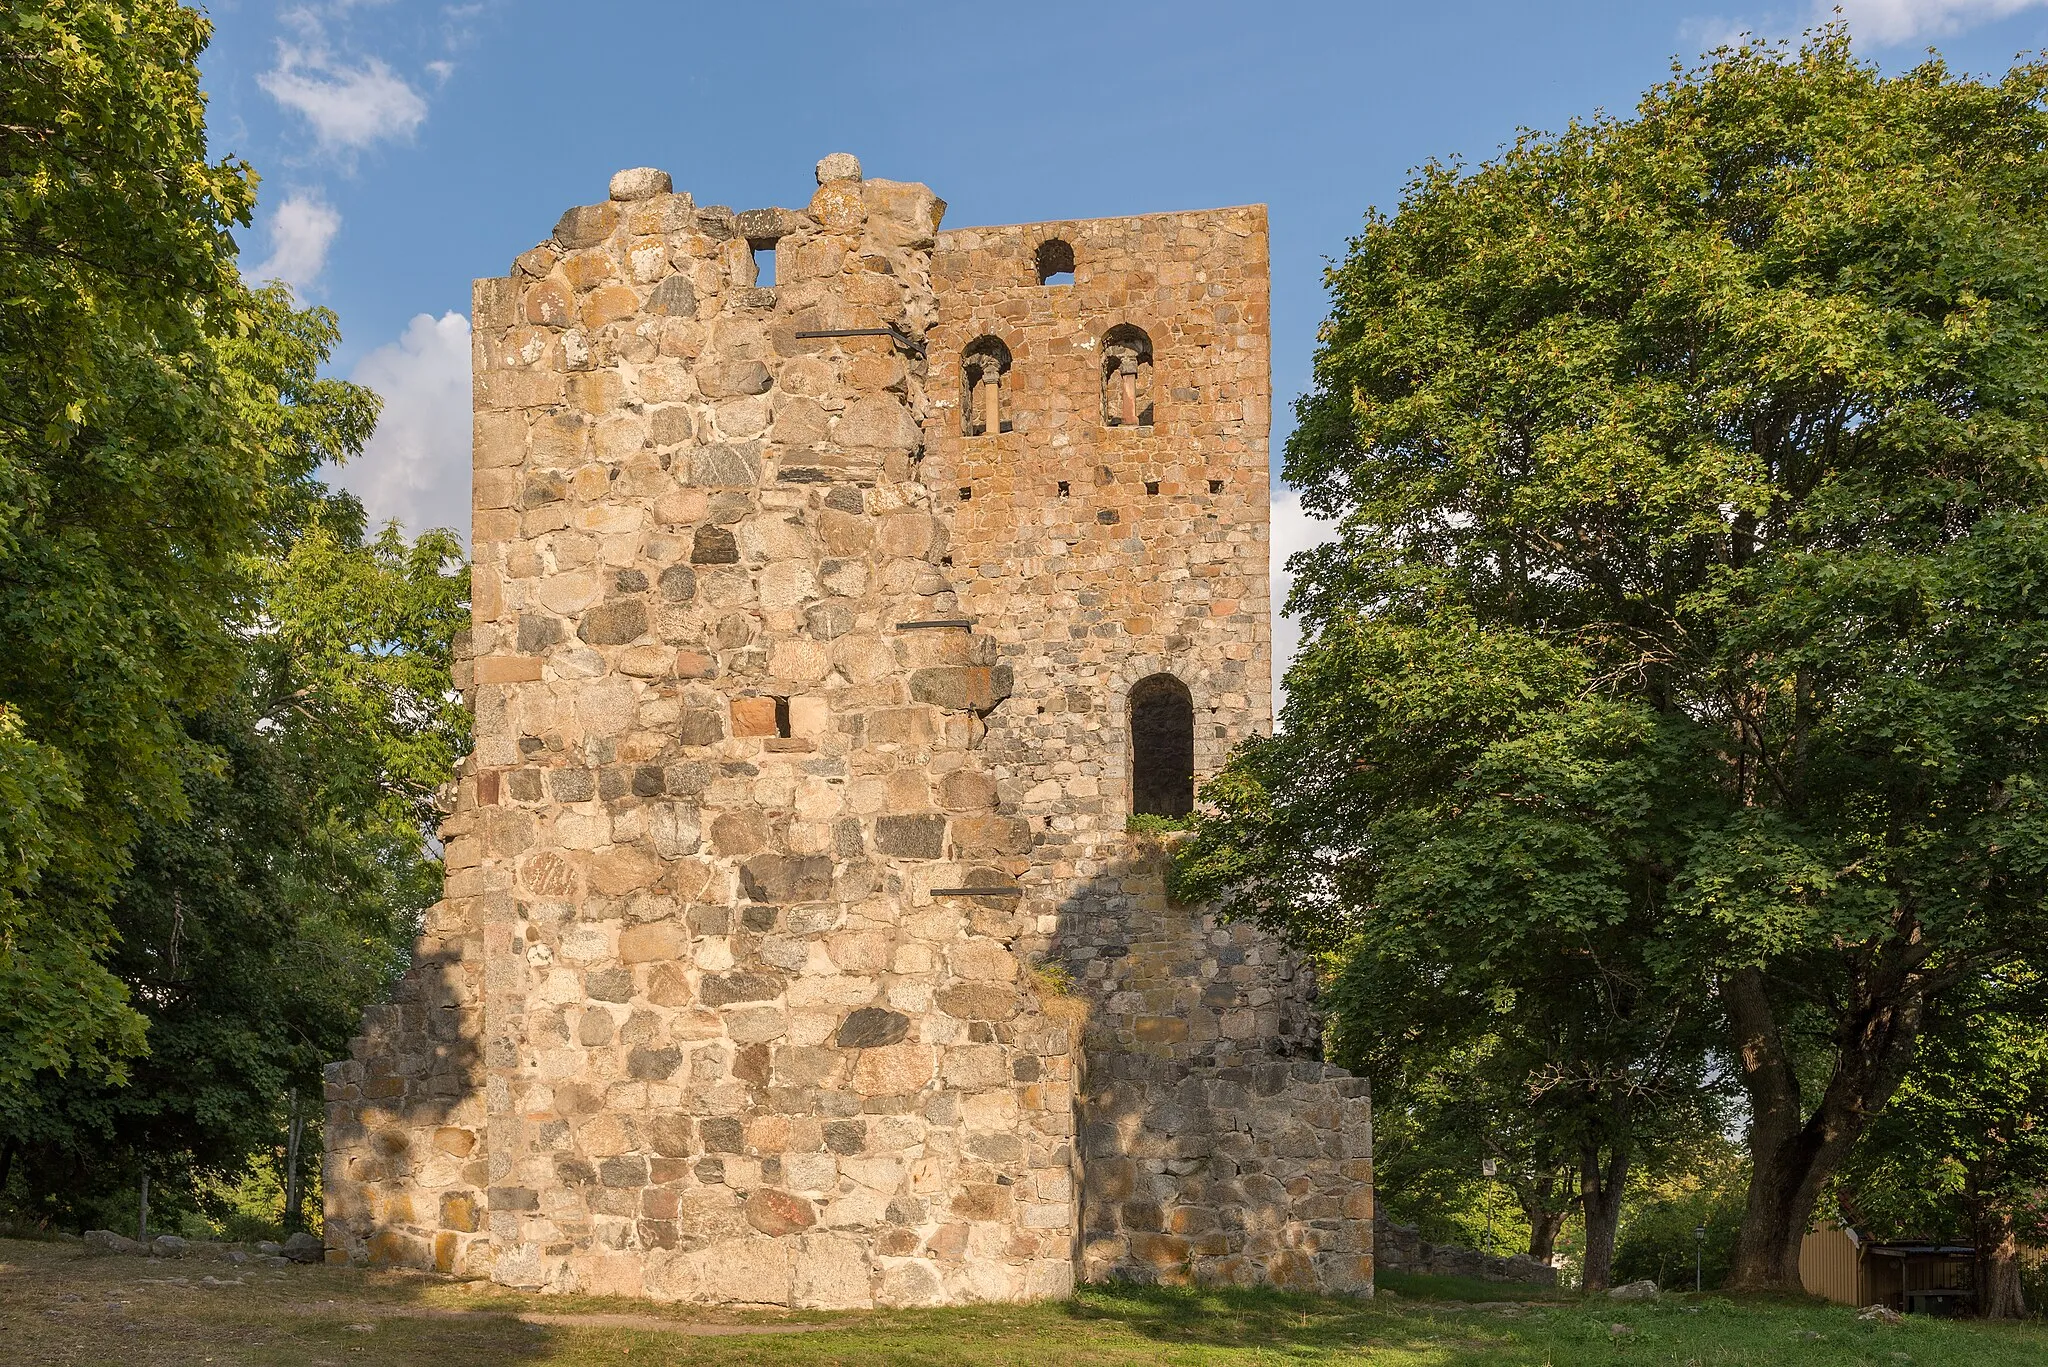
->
[1365, 1033, 1578, 1263]
[0, 507, 468, 1231]
[0, 0, 333, 1100]
[1312, 828, 1725, 1290]
[1611, 1134, 1747, 1291]
[1839, 967, 2048, 1318]
[1179, 29, 2048, 1292]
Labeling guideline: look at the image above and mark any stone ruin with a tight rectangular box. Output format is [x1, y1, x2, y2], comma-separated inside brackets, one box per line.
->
[1372, 1216, 1560, 1286]
[322, 155, 1373, 1308]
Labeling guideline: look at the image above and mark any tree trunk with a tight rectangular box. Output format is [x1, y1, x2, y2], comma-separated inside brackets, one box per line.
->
[1528, 1209, 1568, 1264]
[284, 1089, 305, 1235]
[1724, 965, 1929, 1291]
[1579, 1144, 1630, 1292]
[1510, 1167, 1575, 1265]
[1974, 1211, 2026, 1319]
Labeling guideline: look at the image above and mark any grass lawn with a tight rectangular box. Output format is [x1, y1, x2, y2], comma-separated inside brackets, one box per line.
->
[4, 1236, 2045, 1365]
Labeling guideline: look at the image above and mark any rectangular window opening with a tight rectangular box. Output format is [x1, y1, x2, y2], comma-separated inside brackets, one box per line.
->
[750, 239, 777, 288]
[1208, 479, 1224, 494]
[773, 696, 791, 739]
[1057, 481, 1070, 498]
[1145, 481, 1160, 496]
[959, 486, 972, 501]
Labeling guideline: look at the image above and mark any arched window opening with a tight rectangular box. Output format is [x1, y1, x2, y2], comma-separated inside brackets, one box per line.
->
[961, 336, 1013, 437]
[1130, 673, 1194, 818]
[1036, 238, 1075, 286]
[1101, 324, 1153, 429]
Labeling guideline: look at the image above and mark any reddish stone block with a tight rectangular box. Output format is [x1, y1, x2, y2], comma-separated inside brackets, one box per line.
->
[731, 696, 779, 737]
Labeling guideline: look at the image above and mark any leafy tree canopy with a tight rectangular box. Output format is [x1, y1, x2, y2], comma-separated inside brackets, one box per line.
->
[1, 509, 468, 1231]
[1840, 966, 2048, 1316]
[0, 0, 373, 1100]
[1179, 27, 2048, 1291]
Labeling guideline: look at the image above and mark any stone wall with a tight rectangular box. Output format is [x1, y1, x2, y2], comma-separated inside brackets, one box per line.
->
[925, 208, 1373, 1293]
[1063, 847, 1372, 1290]
[324, 156, 1371, 1304]
[1373, 1217, 1559, 1286]
[321, 882, 490, 1275]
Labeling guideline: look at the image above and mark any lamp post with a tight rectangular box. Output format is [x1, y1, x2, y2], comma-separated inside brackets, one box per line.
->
[1482, 1159, 1498, 1254]
[1695, 1222, 1708, 1292]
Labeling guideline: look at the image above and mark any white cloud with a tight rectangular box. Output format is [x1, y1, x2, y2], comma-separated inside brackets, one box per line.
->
[339, 312, 473, 539]
[258, 42, 428, 152]
[250, 192, 341, 290]
[1685, 0, 2048, 48]
[1828, 0, 2048, 41]
[1269, 485, 1339, 720]
[1679, 15, 1768, 48]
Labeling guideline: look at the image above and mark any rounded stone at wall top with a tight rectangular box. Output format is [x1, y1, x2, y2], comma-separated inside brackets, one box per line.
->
[610, 167, 673, 201]
[816, 152, 862, 185]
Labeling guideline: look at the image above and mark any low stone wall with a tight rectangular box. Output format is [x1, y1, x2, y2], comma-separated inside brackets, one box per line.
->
[1372, 1217, 1558, 1286]
[322, 882, 490, 1276]
[1080, 1057, 1372, 1291]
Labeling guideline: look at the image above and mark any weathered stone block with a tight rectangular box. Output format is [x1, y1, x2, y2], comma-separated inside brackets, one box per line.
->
[691, 526, 739, 564]
[645, 276, 696, 317]
[793, 1233, 870, 1309]
[699, 972, 784, 1007]
[692, 443, 762, 488]
[745, 1188, 816, 1237]
[952, 815, 1032, 856]
[554, 203, 618, 249]
[731, 696, 779, 738]
[908, 666, 1012, 713]
[474, 656, 544, 684]
[579, 600, 648, 645]
[739, 854, 832, 903]
[851, 1043, 935, 1095]
[934, 983, 1017, 1020]
[618, 921, 683, 963]
[873, 814, 945, 859]
[834, 1007, 909, 1049]
[610, 167, 672, 201]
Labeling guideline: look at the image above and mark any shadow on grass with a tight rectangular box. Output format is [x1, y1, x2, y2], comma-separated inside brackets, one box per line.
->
[0, 1236, 561, 1366]
[1376, 1269, 1577, 1303]
[1061, 1281, 1496, 1359]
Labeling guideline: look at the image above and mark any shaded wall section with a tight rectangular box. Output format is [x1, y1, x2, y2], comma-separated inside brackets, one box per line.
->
[927, 209, 1373, 1294]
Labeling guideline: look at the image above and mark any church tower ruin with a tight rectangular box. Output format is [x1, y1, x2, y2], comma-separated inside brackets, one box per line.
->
[322, 155, 1372, 1307]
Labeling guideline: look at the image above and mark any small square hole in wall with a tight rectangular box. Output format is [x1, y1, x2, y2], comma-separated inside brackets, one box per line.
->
[1209, 479, 1225, 494]
[1057, 481, 1070, 498]
[959, 486, 972, 501]
[1145, 481, 1160, 496]
[750, 239, 777, 287]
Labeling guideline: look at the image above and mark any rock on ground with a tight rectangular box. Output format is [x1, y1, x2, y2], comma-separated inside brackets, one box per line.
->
[283, 1232, 325, 1264]
[1607, 1279, 1661, 1301]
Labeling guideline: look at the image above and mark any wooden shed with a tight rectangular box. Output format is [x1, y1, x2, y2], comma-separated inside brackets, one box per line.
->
[1800, 1218, 1975, 1313]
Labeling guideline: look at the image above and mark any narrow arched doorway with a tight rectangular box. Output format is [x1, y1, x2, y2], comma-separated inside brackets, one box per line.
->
[1129, 673, 1194, 818]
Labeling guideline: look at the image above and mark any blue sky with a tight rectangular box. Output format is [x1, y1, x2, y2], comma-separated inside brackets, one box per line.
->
[198, 0, 2048, 686]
